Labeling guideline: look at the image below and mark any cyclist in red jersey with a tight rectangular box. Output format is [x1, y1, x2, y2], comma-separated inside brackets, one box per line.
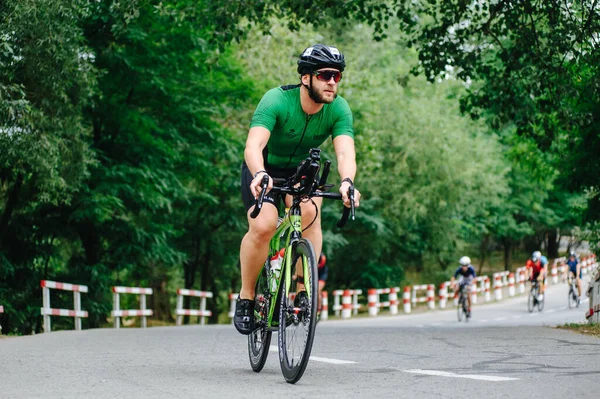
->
[526, 252, 546, 300]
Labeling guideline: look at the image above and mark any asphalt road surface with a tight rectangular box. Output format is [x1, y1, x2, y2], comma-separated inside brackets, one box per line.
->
[1, 279, 598, 398]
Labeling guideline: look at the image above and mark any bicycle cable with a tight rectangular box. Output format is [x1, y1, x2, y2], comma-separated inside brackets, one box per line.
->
[300, 197, 319, 232]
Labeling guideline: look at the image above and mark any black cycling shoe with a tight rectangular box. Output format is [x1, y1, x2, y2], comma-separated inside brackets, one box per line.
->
[234, 297, 255, 335]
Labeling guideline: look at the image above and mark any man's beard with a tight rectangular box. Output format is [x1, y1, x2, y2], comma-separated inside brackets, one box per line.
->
[307, 76, 337, 104]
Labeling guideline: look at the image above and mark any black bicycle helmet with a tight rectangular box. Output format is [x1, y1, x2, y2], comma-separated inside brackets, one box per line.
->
[297, 44, 346, 74]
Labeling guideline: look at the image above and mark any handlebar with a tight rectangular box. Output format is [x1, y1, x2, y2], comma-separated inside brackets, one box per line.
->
[249, 149, 355, 228]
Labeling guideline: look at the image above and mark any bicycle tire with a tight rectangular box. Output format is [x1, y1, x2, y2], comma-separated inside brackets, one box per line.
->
[527, 288, 535, 313]
[248, 264, 272, 372]
[464, 300, 470, 322]
[457, 300, 463, 322]
[537, 293, 545, 311]
[568, 285, 577, 309]
[278, 238, 318, 384]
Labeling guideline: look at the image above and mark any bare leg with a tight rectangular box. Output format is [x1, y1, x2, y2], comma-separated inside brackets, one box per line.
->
[318, 280, 326, 310]
[288, 196, 323, 291]
[239, 204, 278, 300]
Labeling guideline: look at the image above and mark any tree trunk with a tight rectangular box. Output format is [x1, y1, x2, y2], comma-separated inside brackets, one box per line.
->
[547, 229, 559, 258]
[78, 221, 103, 328]
[502, 238, 512, 271]
[478, 234, 490, 275]
[150, 268, 172, 322]
[0, 173, 24, 248]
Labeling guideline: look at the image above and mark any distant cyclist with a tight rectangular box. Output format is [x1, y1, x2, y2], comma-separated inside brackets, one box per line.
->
[566, 251, 582, 298]
[526, 251, 546, 300]
[533, 250, 548, 270]
[450, 256, 476, 317]
[317, 252, 328, 312]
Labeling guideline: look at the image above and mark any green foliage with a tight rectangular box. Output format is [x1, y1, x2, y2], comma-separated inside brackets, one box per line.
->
[1, 0, 597, 333]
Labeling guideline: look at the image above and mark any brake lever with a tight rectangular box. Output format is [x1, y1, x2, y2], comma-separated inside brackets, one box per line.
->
[249, 174, 270, 219]
[336, 185, 355, 228]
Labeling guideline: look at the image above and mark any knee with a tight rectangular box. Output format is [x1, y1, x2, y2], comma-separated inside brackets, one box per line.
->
[248, 221, 276, 242]
[301, 209, 321, 229]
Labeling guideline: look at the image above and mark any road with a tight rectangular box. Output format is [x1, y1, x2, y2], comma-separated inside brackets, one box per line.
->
[0, 280, 598, 398]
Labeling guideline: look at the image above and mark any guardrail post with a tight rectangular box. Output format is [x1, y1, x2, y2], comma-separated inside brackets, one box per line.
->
[43, 285, 51, 333]
[140, 293, 147, 328]
[114, 291, 121, 329]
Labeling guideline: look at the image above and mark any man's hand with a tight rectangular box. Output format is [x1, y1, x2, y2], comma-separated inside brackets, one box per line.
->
[250, 172, 273, 199]
[340, 181, 361, 208]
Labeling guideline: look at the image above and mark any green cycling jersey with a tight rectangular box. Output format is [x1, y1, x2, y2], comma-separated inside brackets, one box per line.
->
[250, 84, 354, 169]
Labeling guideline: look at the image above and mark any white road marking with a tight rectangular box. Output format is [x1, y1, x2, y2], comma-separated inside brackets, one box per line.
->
[416, 324, 425, 328]
[477, 319, 489, 323]
[431, 323, 442, 326]
[403, 369, 519, 381]
[310, 356, 357, 365]
[513, 315, 523, 319]
[269, 346, 357, 364]
[494, 317, 507, 321]
[546, 309, 556, 313]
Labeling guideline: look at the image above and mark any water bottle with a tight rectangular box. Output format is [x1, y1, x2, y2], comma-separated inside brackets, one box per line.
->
[270, 249, 284, 292]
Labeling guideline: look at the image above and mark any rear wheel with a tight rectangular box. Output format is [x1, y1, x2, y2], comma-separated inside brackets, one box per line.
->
[278, 238, 318, 384]
[248, 264, 272, 372]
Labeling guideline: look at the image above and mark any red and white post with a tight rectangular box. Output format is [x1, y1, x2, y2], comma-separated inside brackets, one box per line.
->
[389, 287, 399, 315]
[438, 282, 449, 309]
[320, 291, 328, 321]
[176, 289, 213, 325]
[403, 286, 411, 314]
[112, 286, 153, 329]
[427, 284, 435, 310]
[494, 274, 503, 301]
[368, 289, 378, 317]
[40, 280, 89, 333]
[228, 293, 238, 320]
[341, 289, 352, 319]
[508, 273, 516, 297]
[551, 262, 558, 284]
[516, 267, 526, 294]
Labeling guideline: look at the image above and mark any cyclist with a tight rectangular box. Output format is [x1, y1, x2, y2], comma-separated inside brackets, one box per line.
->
[566, 251, 582, 298]
[450, 256, 476, 317]
[234, 44, 362, 335]
[317, 252, 328, 312]
[526, 251, 546, 300]
[534, 250, 548, 270]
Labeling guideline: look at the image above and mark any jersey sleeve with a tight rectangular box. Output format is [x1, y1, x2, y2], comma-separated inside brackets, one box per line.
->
[249, 88, 282, 131]
[470, 266, 476, 278]
[331, 97, 354, 139]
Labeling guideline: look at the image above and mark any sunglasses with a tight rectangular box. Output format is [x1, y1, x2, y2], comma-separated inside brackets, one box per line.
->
[313, 70, 342, 83]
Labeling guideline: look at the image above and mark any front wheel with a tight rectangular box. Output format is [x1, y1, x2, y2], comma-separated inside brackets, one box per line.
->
[248, 264, 272, 372]
[527, 288, 535, 313]
[537, 292, 545, 311]
[568, 286, 577, 309]
[278, 238, 318, 384]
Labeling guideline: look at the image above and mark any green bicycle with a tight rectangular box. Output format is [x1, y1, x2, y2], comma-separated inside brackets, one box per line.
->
[248, 148, 355, 384]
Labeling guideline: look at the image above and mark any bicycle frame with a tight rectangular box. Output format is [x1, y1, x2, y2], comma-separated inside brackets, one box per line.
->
[264, 206, 306, 328]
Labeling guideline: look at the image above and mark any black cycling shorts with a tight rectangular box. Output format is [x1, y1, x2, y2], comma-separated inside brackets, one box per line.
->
[241, 161, 296, 212]
[318, 265, 328, 282]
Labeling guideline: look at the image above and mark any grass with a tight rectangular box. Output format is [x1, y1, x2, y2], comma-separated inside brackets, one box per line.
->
[556, 322, 600, 338]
